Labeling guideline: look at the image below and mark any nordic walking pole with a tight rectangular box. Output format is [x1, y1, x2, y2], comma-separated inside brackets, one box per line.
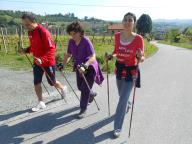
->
[106, 58, 110, 116]
[128, 62, 139, 138]
[77, 66, 100, 111]
[58, 69, 80, 101]
[38, 64, 67, 103]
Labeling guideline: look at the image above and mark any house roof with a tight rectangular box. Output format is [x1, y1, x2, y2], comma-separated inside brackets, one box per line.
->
[108, 24, 123, 30]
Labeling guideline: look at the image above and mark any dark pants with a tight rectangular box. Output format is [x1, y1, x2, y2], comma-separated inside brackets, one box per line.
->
[76, 67, 95, 110]
[33, 64, 56, 86]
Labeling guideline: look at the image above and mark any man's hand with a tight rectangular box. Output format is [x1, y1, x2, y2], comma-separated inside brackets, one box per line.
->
[34, 57, 42, 65]
[18, 48, 26, 54]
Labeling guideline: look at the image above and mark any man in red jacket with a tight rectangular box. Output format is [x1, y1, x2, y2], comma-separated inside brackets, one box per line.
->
[19, 13, 67, 112]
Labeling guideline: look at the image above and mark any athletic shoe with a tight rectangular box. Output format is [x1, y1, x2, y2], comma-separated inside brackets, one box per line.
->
[113, 129, 121, 138]
[89, 91, 97, 103]
[31, 101, 46, 112]
[77, 109, 86, 119]
[61, 86, 67, 99]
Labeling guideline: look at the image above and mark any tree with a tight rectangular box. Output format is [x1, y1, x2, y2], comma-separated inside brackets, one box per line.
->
[0, 15, 12, 26]
[183, 27, 192, 41]
[8, 18, 19, 26]
[71, 13, 75, 18]
[165, 28, 184, 43]
[84, 16, 88, 21]
[184, 27, 192, 36]
[0, 15, 8, 26]
[136, 14, 152, 36]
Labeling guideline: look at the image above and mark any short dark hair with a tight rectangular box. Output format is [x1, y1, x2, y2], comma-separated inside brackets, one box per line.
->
[123, 12, 136, 22]
[66, 21, 84, 36]
[21, 13, 37, 23]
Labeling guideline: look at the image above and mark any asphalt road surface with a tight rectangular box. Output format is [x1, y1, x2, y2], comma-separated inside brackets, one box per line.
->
[0, 42, 192, 144]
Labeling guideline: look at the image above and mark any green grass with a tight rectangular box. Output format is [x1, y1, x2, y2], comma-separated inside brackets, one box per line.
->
[144, 39, 158, 58]
[0, 52, 33, 70]
[159, 40, 192, 49]
[0, 36, 158, 72]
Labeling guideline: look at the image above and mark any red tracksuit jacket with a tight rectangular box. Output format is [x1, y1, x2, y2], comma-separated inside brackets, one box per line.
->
[27, 24, 56, 67]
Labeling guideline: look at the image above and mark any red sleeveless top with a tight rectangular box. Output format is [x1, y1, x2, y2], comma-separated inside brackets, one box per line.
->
[113, 32, 144, 77]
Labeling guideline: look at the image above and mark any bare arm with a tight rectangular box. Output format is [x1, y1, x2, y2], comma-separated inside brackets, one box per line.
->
[62, 53, 72, 65]
[85, 53, 96, 66]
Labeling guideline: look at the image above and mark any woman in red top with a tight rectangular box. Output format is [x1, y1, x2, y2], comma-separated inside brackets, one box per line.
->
[106, 12, 145, 138]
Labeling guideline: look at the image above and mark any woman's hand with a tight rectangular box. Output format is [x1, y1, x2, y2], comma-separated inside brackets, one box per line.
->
[136, 49, 144, 62]
[105, 52, 113, 61]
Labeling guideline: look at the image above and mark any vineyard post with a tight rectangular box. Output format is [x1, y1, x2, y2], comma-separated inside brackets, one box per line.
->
[17, 25, 23, 54]
[5, 27, 10, 52]
[1, 27, 8, 54]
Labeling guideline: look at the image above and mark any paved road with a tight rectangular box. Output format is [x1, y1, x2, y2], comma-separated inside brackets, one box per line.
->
[0, 43, 192, 144]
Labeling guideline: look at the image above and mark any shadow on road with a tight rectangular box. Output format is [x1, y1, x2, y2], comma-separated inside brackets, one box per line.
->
[48, 115, 115, 144]
[0, 106, 80, 144]
[0, 98, 63, 122]
[0, 109, 31, 122]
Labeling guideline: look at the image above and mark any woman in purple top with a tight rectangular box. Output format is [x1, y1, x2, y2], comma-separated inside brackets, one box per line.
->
[61, 22, 104, 119]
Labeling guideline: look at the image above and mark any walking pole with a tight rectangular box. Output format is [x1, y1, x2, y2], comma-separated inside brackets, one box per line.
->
[77, 66, 100, 111]
[128, 63, 139, 138]
[58, 69, 80, 101]
[24, 54, 51, 97]
[39, 65, 67, 103]
[106, 58, 110, 116]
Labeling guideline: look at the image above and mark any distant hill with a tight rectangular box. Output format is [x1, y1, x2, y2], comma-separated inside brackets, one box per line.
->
[152, 19, 192, 33]
[0, 10, 107, 26]
[0, 10, 192, 35]
[0, 10, 110, 34]
[153, 19, 192, 28]
[153, 19, 192, 24]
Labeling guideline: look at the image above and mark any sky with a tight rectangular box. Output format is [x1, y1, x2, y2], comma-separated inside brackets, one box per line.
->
[0, 0, 191, 20]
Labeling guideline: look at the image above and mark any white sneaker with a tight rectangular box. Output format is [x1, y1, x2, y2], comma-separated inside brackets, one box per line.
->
[113, 129, 121, 138]
[61, 86, 67, 99]
[31, 101, 46, 112]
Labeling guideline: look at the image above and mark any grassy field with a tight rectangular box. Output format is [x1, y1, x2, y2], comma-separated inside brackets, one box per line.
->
[159, 40, 192, 49]
[144, 39, 158, 58]
[0, 35, 158, 72]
